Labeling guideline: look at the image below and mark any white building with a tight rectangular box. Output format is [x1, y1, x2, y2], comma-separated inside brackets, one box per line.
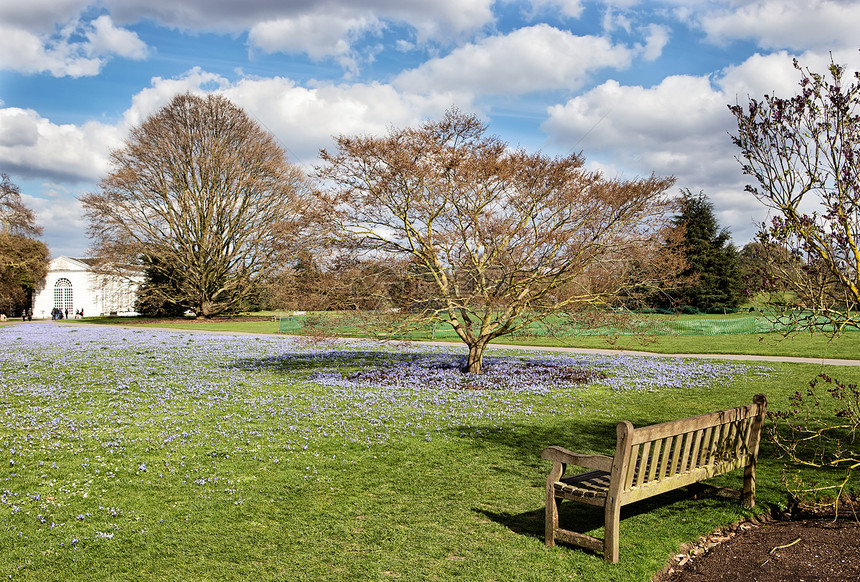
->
[31, 256, 142, 319]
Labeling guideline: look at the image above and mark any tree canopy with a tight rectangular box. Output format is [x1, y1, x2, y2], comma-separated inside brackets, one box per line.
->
[81, 93, 311, 317]
[730, 57, 860, 331]
[315, 109, 677, 373]
[0, 174, 48, 315]
[668, 189, 742, 311]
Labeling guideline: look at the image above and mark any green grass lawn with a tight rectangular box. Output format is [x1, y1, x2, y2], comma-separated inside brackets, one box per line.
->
[2, 322, 857, 581]
[80, 312, 860, 361]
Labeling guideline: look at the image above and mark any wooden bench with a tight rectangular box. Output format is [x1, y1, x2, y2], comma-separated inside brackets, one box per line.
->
[541, 394, 767, 563]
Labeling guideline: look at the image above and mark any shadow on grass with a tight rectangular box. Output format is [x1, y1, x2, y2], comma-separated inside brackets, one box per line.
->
[455, 420, 758, 556]
[449, 414, 690, 469]
[226, 346, 609, 381]
[228, 349, 453, 374]
[477, 487, 718, 553]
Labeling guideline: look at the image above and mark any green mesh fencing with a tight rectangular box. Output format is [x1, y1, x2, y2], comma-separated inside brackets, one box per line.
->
[652, 317, 769, 335]
[278, 314, 855, 337]
[277, 316, 305, 334]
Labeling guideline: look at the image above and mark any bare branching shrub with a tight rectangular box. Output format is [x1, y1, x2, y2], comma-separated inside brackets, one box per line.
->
[768, 373, 860, 511]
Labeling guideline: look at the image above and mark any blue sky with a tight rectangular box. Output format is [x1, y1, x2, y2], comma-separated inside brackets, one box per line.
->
[2, 0, 860, 257]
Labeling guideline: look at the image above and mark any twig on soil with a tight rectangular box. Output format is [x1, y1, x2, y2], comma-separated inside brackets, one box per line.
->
[769, 537, 801, 554]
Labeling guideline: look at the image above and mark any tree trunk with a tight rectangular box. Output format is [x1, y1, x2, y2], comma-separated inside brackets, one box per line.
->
[466, 339, 489, 374]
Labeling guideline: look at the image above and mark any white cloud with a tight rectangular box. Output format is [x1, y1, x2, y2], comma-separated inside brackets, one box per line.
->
[244, 1, 498, 69]
[248, 11, 381, 73]
[0, 109, 40, 147]
[23, 191, 91, 258]
[124, 70, 453, 165]
[0, 23, 102, 77]
[121, 68, 234, 129]
[640, 24, 670, 62]
[697, 0, 860, 51]
[542, 46, 860, 244]
[544, 75, 731, 173]
[526, 0, 586, 18]
[394, 24, 639, 96]
[228, 79, 453, 163]
[105, 0, 495, 47]
[0, 0, 89, 31]
[0, 1, 496, 77]
[104, 0, 494, 35]
[540, 51, 824, 243]
[0, 107, 120, 183]
[86, 15, 149, 59]
[0, 15, 148, 77]
[2, 64, 451, 192]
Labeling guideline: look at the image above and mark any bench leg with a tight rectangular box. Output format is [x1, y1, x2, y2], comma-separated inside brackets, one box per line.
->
[603, 497, 621, 563]
[545, 493, 560, 547]
[742, 460, 756, 508]
[545, 463, 565, 547]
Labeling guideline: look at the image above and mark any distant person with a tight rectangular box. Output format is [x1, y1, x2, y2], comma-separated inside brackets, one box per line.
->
[27, 307, 33, 321]
[64, 308, 69, 319]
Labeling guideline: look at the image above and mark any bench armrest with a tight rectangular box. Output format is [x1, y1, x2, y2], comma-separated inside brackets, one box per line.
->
[541, 445, 613, 472]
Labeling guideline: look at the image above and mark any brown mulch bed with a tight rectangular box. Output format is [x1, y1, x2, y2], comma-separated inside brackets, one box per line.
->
[655, 501, 860, 582]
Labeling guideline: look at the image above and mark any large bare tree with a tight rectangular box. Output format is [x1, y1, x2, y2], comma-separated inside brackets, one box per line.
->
[316, 109, 678, 373]
[0, 174, 48, 315]
[82, 93, 310, 317]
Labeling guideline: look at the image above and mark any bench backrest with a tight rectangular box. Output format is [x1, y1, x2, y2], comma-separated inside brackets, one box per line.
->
[609, 394, 767, 504]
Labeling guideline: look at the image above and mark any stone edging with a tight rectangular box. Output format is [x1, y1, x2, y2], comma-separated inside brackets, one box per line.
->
[652, 511, 778, 581]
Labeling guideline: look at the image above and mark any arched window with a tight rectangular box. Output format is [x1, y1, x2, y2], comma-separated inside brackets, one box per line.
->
[54, 278, 73, 313]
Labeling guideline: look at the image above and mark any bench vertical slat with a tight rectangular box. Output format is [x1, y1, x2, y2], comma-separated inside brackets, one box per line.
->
[706, 424, 723, 466]
[739, 417, 753, 457]
[647, 438, 663, 483]
[697, 426, 714, 467]
[715, 423, 729, 462]
[668, 434, 683, 478]
[678, 430, 694, 473]
[689, 428, 704, 471]
[625, 443, 640, 489]
[723, 420, 738, 460]
[635, 441, 652, 488]
[658, 436, 674, 478]
[729, 420, 744, 458]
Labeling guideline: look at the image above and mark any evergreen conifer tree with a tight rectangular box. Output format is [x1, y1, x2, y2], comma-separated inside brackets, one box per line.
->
[671, 190, 743, 311]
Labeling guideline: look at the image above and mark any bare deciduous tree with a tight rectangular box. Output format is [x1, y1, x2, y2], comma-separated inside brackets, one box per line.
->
[81, 93, 311, 317]
[0, 174, 48, 314]
[732, 59, 860, 511]
[315, 109, 678, 373]
[1, 174, 42, 238]
[730, 58, 860, 332]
